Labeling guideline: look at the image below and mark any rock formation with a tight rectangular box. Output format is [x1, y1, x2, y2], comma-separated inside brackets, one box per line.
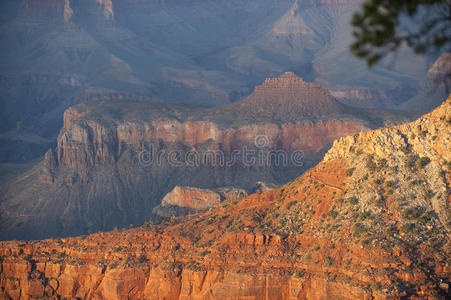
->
[428, 53, 451, 81]
[0, 96, 449, 299]
[0, 73, 410, 240]
[0, 0, 430, 163]
[152, 186, 247, 219]
[397, 53, 451, 112]
[330, 87, 412, 109]
[428, 53, 451, 95]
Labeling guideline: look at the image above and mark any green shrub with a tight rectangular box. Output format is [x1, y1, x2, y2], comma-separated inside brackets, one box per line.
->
[346, 168, 356, 177]
[386, 180, 396, 188]
[377, 159, 388, 169]
[109, 262, 119, 269]
[199, 250, 211, 257]
[137, 255, 148, 264]
[401, 223, 416, 233]
[366, 156, 377, 171]
[295, 270, 306, 278]
[418, 211, 434, 223]
[416, 156, 431, 169]
[402, 207, 425, 220]
[325, 256, 334, 267]
[353, 223, 366, 238]
[286, 201, 297, 210]
[419, 130, 428, 138]
[360, 211, 371, 220]
[424, 190, 433, 200]
[400, 145, 410, 154]
[405, 155, 418, 170]
[374, 178, 384, 185]
[348, 197, 358, 205]
[328, 210, 338, 219]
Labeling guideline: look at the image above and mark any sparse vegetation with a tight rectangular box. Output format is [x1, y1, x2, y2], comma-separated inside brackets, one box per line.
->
[400, 145, 410, 154]
[325, 256, 335, 267]
[416, 156, 431, 169]
[286, 201, 297, 210]
[346, 168, 356, 177]
[348, 197, 358, 205]
[353, 223, 367, 238]
[295, 270, 306, 278]
[199, 250, 211, 257]
[424, 190, 433, 200]
[327, 209, 338, 219]
[385, 180, 396, 188]
[366, 156, 377, 171]
[402, 207, 425, 220]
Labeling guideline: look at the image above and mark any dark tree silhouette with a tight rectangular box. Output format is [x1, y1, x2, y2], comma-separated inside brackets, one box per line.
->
[351, 0, 451, 66]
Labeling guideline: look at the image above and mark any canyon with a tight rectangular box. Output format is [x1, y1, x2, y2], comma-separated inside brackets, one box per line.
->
[0, 72, 411, 240]
[0, 95, 449, 299]
[0, 1, 448, 298]
[0, 0, 431, 163]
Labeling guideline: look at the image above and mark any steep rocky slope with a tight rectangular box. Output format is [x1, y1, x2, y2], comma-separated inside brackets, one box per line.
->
[0, 73, 411, 240]
[0, 97, 449, 299]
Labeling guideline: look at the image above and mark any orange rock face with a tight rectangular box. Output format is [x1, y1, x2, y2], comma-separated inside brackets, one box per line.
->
[153, 186, 248, 218]
[160, 186, 221, 211]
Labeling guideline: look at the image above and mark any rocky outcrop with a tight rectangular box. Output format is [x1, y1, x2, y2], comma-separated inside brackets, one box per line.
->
[428, 53, 451, 82]
[325, 95, 451, 162]
[331, 87, 396, 108]
[325, 95, 451, 229]
[397, 54, 451, 112]
[252, 181, 279, 193]
[159, 186, 220, 212]
[428, 53, 451, 95]
[152, 186, 247, 218]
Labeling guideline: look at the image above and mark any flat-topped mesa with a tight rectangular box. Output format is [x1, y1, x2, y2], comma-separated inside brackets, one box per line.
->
[234, 72, 343, 119]
[254, 72, 326, 95]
